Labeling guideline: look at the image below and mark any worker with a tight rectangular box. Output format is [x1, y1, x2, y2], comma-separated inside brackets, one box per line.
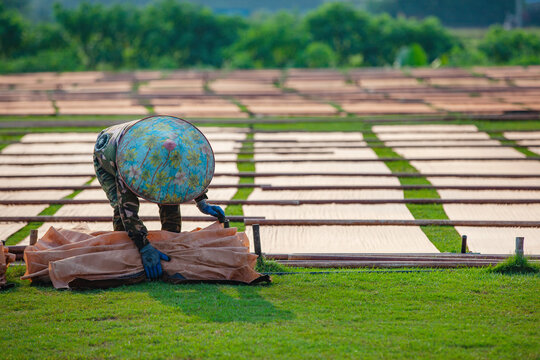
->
[93, 115, 225, 280]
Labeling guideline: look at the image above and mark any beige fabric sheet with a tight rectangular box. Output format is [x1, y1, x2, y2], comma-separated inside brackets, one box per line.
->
[246, 129, 433, 253]
[503, 131, 540, 140]
[376, 130, 490, 141]
[374, 125, 540, 254]
[372, 125, 479, 133]
[409, 160, 540, 175]
[245, 225, 438, 254]
[341, 102, 437, 114]
[428, 177, 540, 186]
[0, 164, 94, 176]
[21, 133, 99, 142]
[392, 147, 525, 159]
[0, 177, 90, 187]
[1, 143, 95, 154]
[0, 223, 27, 241]
[443, 204, 540, 222]
[254, 175, 400, 187]
[0, 204, 52, 216]
[437, 189, 540, 199]
[0, 190, 71, 200]
[243, 204, 415, 220]
[0, 155, 92, 164]
[255, 161, 393, 174]
[248, 188, 403, 200]
[0, 204, 52, 240]
[503, 131, 540, 155]
[22, 223, 262, 289]
[254, 132, 364, 141]
[454, 227, 540, 255]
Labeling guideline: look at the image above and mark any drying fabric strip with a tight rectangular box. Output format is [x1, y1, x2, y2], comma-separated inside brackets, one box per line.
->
[374, 124, 540, 254]
[22, 222, 268, 289]
[246, 131, 433, 253]
[504, 131, 540, 155]
[245, 225, 438, 254]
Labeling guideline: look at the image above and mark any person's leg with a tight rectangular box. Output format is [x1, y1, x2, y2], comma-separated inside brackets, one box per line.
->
[112, 206, 125, 231]
[158, 204, 181, 233]
[94, 154, 124, 231]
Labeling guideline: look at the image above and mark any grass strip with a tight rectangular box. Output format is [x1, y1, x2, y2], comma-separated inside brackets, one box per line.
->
[5, 178, 95, 246]
[225, 131, 255, 232]
[363, 127, 462, 253]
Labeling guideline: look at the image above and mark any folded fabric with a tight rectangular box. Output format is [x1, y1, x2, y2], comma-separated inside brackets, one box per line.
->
[22, 222, 269, 289]
[1, 244, 16, 289]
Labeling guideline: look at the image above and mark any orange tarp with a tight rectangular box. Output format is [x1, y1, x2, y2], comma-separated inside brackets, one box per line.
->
[22, 223, 268, 289]
[1, 244, 16, 288]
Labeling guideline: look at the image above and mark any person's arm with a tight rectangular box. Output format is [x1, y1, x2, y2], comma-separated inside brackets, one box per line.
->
[116, 178, 169, 279]
[195, 191, 226, 223]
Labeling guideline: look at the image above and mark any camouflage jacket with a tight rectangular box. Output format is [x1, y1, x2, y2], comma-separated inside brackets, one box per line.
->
[93, 121, 151, 249]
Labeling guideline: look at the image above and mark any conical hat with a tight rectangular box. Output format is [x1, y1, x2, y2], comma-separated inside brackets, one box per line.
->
[116, 115, 215, 204]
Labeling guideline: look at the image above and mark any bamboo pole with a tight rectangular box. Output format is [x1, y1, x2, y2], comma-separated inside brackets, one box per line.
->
[243, 219, 540, 227]
[2, 198, 540, 206]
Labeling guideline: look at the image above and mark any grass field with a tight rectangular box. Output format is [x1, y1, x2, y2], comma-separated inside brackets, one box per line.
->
[2, 266, 539, 359]
[1, 115, 540, 359]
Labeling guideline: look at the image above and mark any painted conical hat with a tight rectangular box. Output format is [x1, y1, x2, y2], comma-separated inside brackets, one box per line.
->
[116, 115, 215, 204]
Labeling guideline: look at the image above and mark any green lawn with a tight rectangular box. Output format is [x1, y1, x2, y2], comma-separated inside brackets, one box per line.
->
[2, 116, 540, 359]
[2, 266, 539, 359]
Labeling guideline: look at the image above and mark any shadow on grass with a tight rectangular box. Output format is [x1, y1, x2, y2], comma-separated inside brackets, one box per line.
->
[5, 267, 294, 323]
[146, 283, 294, 323]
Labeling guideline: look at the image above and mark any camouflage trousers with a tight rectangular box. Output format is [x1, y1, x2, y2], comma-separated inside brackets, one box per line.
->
[93, 155, 182, 248]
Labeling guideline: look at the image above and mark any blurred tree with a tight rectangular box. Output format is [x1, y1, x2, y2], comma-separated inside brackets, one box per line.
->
[0, 4, 25, 58]
[305, 2, 370, 65]
[479, 26, 540, 64]
[394, 43, 428, 67]
[302, 42, 337, 68]
[226, 12, 309, 68]
[54, 1, 107, 68]
[137, 0, 245, 68]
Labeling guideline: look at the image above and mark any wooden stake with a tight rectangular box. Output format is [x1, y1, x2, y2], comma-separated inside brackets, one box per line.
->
[461, 235, 468, 254]
[29, 229, 38, 246]
[252, 224, 262, 257]
[515, 237, 524, 257]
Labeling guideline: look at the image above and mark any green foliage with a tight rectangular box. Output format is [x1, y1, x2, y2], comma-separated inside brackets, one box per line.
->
[0, 47, 81, 73]
[2, 1, 540, 72]
[305, 2, 370, 65]
[255, 257, 290, 273]
[488, 255, 540, 275]
[226, 12, 308, 68]
[446, 45, 490, 67]
[394, 43, 428, 67]
[479, 26, 540, 65]
[302, 42, 337, 68]
[0, 4, 25, 57]
[137, 0, 246, 68]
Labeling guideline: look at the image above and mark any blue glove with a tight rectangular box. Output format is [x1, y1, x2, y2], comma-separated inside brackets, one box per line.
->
[139, 243, 170, 280]
[197, 199, 226, 222]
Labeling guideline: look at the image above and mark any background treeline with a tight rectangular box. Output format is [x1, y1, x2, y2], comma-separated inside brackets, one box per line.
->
[1, 1, 540, 73]
[6, 0, 540, 27]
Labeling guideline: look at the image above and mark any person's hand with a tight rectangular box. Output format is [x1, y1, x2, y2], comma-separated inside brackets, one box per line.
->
[197, 199, 226, 223]
[139, 243, 170, 280]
